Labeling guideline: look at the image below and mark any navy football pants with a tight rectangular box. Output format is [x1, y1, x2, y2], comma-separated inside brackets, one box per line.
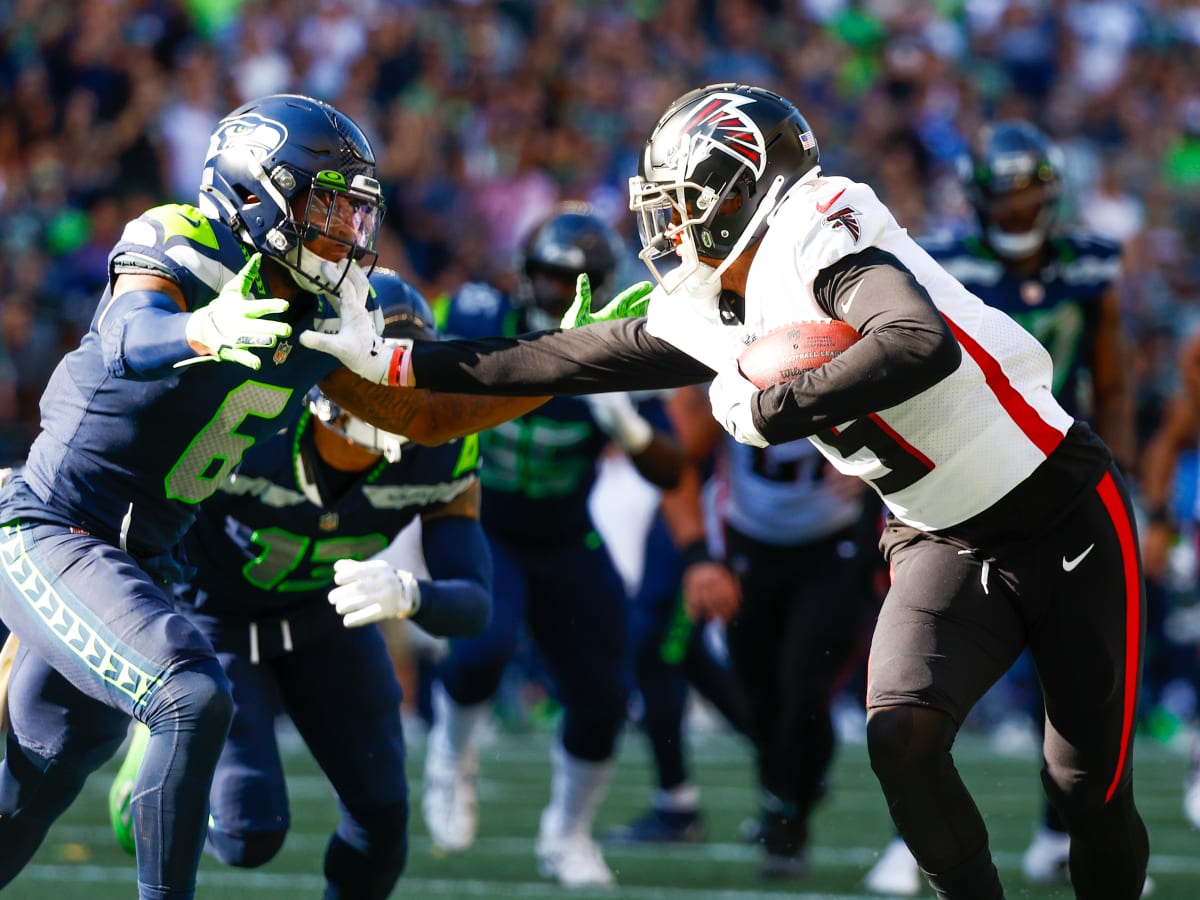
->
[0, 519, 232, 900]
[439, 534, 628, 762]
[189, 606, 408, 899]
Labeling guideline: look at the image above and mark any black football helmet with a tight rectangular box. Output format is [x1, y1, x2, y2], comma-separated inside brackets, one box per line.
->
[307, 268, 434, 462]
[629, 83, 820, 288]
[518, 202, 624, 330]
[960, 120, 1063, 260]
[199, 93, 385, 293]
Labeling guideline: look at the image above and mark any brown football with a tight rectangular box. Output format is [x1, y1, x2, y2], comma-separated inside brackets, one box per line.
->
[737, 319, 861, 388]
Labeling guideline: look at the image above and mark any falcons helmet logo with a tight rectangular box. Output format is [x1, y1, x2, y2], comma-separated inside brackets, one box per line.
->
[665, 93, 768, 180]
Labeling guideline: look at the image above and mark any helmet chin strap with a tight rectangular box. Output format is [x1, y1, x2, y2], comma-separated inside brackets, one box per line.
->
[284, 243, 343, 294]
[986, 226, 1045, 260]
[711, 175, 788, 280]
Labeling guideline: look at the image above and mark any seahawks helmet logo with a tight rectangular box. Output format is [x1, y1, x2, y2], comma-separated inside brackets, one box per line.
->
[205, 114, 288, 165]
[668, 93, 767, 180]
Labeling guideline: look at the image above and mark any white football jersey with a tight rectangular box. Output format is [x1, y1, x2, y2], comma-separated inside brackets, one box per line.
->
[648, 171, 1074, 532]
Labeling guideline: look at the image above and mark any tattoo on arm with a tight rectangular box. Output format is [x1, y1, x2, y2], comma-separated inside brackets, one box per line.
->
[319, 367, 549, 445]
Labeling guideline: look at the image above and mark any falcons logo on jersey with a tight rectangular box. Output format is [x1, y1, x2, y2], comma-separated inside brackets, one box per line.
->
[671, 93, 767, 179]
[824, 205, 862, 243]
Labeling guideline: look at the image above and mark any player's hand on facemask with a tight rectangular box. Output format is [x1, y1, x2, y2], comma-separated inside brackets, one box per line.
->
[299, 259, 409, 385]
[181, 253, 291, 370]
[560, 274, 654, 330]
[584, 391, 654, 453]
[328, 558, 422, 628]
[708, 365, 768, 448]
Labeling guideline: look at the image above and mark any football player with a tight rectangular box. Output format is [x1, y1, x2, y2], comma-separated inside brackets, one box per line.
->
[418, 203, 687, 888]
[0, 94, 536, 899]
[866, 120, 1137, 895]
[602, 384, 752, 849]
[316, 83, 1150, 900]
[104, 273, 491, 898]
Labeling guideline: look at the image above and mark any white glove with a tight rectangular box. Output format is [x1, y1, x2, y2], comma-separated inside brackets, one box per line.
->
[328, 558, 422, 628]
[708, 365, 768, 448]
[298, 259, 408, 385]
[585, 392, 654, 453]
[181, 253, 291, 370]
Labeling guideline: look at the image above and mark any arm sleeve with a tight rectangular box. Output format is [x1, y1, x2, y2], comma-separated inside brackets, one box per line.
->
[410, 515, 494, 638]
[97, 289, 195, 380]
[752, 247, 962, 443]
[410, 318, 715, 396]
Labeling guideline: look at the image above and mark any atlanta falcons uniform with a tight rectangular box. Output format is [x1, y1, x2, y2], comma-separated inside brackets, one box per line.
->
[434, 283, 631, 765]
[408, 171, 1147, 899]
[177, 410, 488, 893]
[0, 203, 376, 896]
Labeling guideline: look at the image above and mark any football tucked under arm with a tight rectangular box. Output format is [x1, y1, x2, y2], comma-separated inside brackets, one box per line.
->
[736, 319, 862, 388]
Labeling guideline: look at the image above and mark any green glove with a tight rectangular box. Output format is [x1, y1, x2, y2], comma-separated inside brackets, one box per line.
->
[559, 274, 654, 330]
[182, 253, 291, 370]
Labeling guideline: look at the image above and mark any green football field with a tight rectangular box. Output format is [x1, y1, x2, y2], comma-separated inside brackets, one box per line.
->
[5, 721, 1198, 899]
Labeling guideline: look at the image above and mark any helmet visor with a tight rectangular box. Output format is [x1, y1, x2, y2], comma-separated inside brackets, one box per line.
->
[307, 389, 407, 462]
[983, 183, 1055, 234]
[629, 176, 717, 288]
[304, 172, 385, 260]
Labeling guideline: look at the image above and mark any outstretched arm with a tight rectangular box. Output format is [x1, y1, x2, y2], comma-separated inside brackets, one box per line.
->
[318, 366, 549, 445]
[408, 318, 714, 396]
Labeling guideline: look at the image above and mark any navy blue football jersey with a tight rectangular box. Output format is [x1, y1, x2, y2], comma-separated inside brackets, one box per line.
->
[17, 204, 381, 557]
[443, 282, 611, 545]
[920, 232, 1121, 419]
[183, 411, 480, 619]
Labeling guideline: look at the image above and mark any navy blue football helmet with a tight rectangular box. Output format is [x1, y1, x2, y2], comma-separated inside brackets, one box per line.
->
[518, 202, 624, 329]
[307, 268, 434, 461]
[960, 120, 1063, 260]
[200, 93, 385, 293]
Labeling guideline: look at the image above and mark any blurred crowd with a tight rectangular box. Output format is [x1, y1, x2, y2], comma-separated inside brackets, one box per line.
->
[3, 0, 1200, 724]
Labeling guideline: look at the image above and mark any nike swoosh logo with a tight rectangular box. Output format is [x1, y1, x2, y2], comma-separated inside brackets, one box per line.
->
[177, 209, 205, 229]
[841, 280, 863, 314]
[815, 188, 846, 215]
[1062, 543, 1095, 572]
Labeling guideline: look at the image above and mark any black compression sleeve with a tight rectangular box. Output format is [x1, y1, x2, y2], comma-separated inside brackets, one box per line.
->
[752, 247, 961, 443]
[410, 317, 715, 395]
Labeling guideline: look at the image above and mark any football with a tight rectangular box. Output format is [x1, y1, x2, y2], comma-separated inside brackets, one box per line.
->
[737, 319, 861, 388]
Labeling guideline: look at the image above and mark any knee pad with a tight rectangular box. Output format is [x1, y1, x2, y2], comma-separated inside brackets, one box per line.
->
[866, 705, 956, 782]
[142, 658, 234, 739]
[205, 826, 287, 868]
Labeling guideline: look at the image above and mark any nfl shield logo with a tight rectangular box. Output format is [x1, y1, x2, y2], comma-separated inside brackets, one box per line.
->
[319, 512, 339, 531]
[273, 340, 293, 365]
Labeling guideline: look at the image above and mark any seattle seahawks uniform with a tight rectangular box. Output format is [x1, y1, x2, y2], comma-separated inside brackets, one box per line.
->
[434, 282, 629, 765]
[408, 171, 1146, 898]
[177, 410, 487, 893]
[921, 231, 1122, 419]
[0, 203, 377, 896]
